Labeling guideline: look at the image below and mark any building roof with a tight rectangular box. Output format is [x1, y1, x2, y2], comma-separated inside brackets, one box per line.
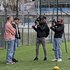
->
[41, 0, 70, 3]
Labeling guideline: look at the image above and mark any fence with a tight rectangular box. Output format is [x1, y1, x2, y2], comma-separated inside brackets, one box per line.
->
[0, 14, 70, 47]
[18, 14, 70, 45]
[0, 0, 70, 47]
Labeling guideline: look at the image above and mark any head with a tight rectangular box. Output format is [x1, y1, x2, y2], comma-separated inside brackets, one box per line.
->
[41, 15, 46, 23]
[7, 16, 13, 23]
[39, 15, 47, 25]
[57, 18, 64, 24]
[14, 17, 20, 24]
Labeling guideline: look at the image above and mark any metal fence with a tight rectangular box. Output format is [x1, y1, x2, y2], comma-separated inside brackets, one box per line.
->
[0, 14, 70, 47]
[0, 0, 70, 47]
[18, 15, 70, 46]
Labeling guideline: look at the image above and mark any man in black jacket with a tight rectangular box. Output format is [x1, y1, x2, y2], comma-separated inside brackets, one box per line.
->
[12, 17, 21, 62]
[32, 16, 49, 61]
[50, 18, 64, 62]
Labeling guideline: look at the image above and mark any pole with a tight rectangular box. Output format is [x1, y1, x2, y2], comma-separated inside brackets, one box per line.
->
[40, 0, 41, 16]
[56, 0, 58, 21]
[16, 0, 18, 17]
[4, 1, 7, 48]
[28, 11, 30, 45]
[38, 1, 40, 16]
[50, 2, 55, 43]
[60, 8, 68, 53]
[68, 16, 70, 41]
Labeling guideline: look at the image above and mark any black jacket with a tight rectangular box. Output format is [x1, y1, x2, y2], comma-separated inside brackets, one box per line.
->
[12, 23, 21, 39]
[50, 24, 64, 38]
[32, 23, 49, 38]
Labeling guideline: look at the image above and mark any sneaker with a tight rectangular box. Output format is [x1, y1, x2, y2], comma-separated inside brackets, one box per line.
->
[44, 57, 47, 61]
[52, 59, 57, 62]
[12, 58, 18, 62]
[6, 62, 15, 64]
[57, 59, 62, 62]
[34, 57, 38, 61]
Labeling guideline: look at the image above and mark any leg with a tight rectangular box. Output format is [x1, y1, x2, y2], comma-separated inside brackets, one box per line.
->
[41, 38, 47, 59]
[56, 38, 62, 59]
[53, 38, 58, 59]
[6, 40, 14, 63]
[12, 38, 18, 59]
[36, 38, 40, 58]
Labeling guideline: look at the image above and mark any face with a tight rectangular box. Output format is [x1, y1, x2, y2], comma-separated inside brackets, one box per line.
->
[9, 16, 13, 23]
[43, 19, 46, 22]
[57, 18, 64, 24]
[15, 20, 20, 24]
[8, 16, 13, 24]
[41, 18, 46, 24]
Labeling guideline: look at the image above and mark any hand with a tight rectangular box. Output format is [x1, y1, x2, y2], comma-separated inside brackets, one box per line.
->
[50, 26, 54, 30]
[32, 25, 35, 28]
[50, 26, 52, 29]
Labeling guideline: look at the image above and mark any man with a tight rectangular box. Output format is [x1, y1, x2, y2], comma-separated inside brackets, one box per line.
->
[50, 18, 64, 62]
[32, 16, 49, 61]
[12, 17, 21, 62]
[4, 16, 16, 64]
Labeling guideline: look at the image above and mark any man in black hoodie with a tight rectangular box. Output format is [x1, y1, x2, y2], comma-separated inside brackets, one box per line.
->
[50, 18, 64, 62]
[32, 16, 49, 61]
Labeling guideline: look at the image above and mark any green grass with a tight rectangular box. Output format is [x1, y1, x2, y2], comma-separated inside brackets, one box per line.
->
[0, 42, 70, 70]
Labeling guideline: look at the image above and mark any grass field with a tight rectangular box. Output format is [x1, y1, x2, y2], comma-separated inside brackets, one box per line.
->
[0, 42, 70, 70]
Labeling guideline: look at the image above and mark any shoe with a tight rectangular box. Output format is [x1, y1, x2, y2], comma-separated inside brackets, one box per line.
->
[12, 58, 18, 62]
[34, 57, 38, 61]
[44, 57, 47, 61]
[68, 58, 70, 60]
[6, 62, 15, 64]
[52, 59, 57, 62]
[57, 59, 62, 62]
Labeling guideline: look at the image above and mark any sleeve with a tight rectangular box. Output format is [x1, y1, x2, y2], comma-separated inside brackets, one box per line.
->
[50, 25, 64, 32]
[50, 26, 56, 32]
[32, 26, 37, 32]
[12, 24, 16, 29]
[55, 25, 64, 32]
[46, 24, 50, 33]
[6, 24, 16, 35]
[44, 24, 50, 37]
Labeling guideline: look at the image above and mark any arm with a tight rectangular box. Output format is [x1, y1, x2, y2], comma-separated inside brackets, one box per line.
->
[6, 24, 16, 35]
[55, 25, 64, 32]
[32, 25, 37, 32]
[12, 24, 16, 29]
[46, 24, 50, 33]
[50, 25, 64, 32]
[50, 26, 56, 32]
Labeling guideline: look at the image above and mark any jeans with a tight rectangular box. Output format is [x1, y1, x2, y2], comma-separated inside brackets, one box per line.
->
[12, 38, 18, 59]
[6, 40, 15, 63]
[36, 38, 47, 58]
[53, 38, 62, 59]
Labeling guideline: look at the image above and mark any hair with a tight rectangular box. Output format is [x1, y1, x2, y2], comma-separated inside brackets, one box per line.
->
[61, 18, 64, 23]
[42, 16, 46, 19]
[14, 17, 19, 20]
[7, 16, 11, 21]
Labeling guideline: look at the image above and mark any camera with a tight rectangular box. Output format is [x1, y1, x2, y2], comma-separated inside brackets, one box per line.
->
[35, 17, 41, 25]
[35, 15, 46, 25]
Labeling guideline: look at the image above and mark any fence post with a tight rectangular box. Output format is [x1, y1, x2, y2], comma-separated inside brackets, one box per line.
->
[16, 0, 19, 17]
[28, 11, 30, 46]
